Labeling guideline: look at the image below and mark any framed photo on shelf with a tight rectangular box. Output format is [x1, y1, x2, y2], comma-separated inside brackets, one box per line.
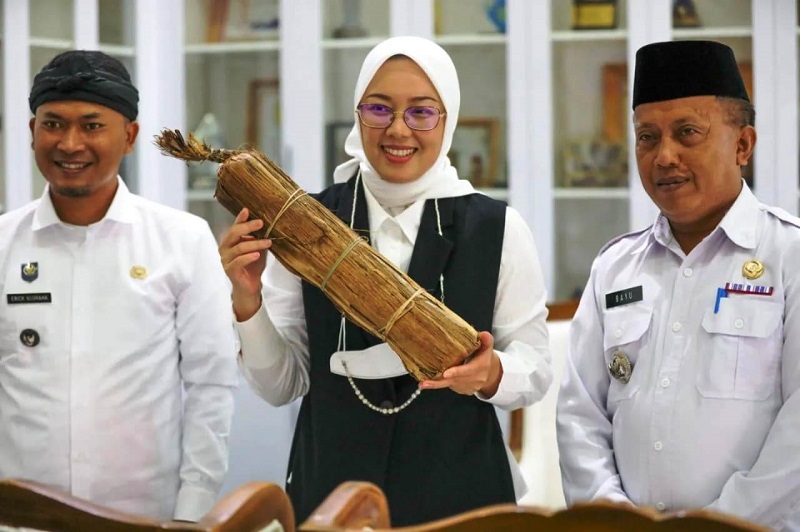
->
[449, 118, 501, 188]
[562, 138, 628, 187]
[571, 0, 618, 30]
[601, 63, 627, 143]
[245, 79, 281, 163]
[325, 122, 355, 185]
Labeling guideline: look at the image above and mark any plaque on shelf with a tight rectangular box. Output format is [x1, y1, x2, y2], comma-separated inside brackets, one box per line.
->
[672, 0, 701, 28]
[571, 0, 618, 30]
[333, 0, 367, 38]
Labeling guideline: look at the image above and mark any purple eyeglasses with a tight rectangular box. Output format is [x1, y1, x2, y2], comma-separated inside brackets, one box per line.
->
[356, 103, 446, 131]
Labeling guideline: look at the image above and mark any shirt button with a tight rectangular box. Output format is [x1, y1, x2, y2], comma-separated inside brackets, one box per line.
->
[656, 502, 667, 511]
[734, 318, 744, 329]
[614, 329, 622, 339]
[672, 322, 681, 332]
[683, 268, 693, 277]
[660, 378, 671, 388]
[653, 441, 663, 451]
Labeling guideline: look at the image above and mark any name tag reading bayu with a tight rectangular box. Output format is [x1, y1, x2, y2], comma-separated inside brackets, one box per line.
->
[605, 285, 643, 309]
[7, 292, 52, 304]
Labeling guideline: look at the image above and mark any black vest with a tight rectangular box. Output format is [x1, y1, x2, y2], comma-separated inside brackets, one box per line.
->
[288, 178, 513, 526]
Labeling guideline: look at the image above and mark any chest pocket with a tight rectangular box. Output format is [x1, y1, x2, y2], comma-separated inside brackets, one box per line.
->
[603, 305, 653, 403]
[699, 298, 783, 400]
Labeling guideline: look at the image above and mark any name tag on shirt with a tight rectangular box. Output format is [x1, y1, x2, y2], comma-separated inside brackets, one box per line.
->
[605, 286, 642, 309]
[7, 293, 52, 304]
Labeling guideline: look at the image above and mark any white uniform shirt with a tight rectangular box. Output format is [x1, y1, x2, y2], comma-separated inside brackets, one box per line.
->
[557, 185, 800, 531]
[0, 179, 239, 522]
[236, 188, 553, 411]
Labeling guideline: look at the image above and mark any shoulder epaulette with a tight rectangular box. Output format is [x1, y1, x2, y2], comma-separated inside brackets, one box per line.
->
[763, 204, 800, 230]
[597, 226, 651, 256]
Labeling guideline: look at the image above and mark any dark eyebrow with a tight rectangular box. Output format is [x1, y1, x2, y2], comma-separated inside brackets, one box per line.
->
[634, 116, 703, 129]
[671, 118, 695, 126]
[41, 111, 103, 120]
[361, 93, 439, 104]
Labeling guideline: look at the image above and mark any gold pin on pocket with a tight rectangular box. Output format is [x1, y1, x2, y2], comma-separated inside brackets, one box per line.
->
[130, 265, 147, 280]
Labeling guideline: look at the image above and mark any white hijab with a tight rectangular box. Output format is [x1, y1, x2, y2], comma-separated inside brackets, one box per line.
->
[332, 36, 475, 208]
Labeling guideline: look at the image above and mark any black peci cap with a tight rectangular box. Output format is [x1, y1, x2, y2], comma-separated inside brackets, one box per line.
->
[632, 40, 749, 109]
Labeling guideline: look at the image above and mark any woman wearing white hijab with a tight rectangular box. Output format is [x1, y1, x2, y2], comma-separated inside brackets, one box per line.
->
[220, 36, 551, 526]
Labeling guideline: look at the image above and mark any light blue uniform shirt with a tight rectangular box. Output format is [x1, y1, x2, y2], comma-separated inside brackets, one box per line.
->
[558, 184, 800, 531]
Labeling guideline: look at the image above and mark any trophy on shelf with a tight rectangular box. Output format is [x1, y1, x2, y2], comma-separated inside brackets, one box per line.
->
[672, 0, 701, 28]
[333, 0, 367, 38]
[188, 113, 225, 191]
[571, 0, 618, 30]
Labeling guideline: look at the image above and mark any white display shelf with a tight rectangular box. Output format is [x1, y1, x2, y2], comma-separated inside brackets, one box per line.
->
[550, 29, 627, 42]
[322, 36, 386, 50]
[554, 187, 630, 200]
[185, 40, 280, 55]
[28, 37, 134, 57]
[434, 33, 506, 46]
[672, 26, 752, 39]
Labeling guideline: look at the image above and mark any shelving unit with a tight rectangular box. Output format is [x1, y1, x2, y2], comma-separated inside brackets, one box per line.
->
[2, 0, 798, 301]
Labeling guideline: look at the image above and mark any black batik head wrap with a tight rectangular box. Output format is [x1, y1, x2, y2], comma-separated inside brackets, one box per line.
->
[29, 50, 139, 120]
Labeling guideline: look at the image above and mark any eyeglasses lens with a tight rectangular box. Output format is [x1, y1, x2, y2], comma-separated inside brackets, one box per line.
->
[357, 104, 441, 131]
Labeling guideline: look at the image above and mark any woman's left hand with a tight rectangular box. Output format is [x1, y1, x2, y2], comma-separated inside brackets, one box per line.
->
[419, 331, 503, 397]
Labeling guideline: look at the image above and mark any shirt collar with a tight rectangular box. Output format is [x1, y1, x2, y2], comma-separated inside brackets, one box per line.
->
[648, 180, 760, 251]
[32, 177, 136, 231]
[363, 183, 425, 244]
[716, 182, 760, 249]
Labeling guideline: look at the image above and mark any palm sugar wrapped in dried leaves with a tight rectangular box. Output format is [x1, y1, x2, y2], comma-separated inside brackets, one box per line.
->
[154, 130, 479, 381]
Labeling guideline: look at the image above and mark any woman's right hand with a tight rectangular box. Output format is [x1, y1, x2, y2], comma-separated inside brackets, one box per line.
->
[219, 208, 272, 322]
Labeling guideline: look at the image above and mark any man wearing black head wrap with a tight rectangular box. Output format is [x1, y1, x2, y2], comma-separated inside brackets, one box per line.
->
[558, 41, 800, 530]
[30, 49, 139, 122]
[0, 50, 238, 522]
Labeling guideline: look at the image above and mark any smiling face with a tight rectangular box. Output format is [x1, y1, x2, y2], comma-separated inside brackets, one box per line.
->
[30, 100, 138, 205]
[633, 95, 755, 239]
[358, 57, 445, 184]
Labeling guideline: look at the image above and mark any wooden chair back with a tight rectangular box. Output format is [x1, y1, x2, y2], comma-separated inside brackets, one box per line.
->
[300, 481, 768, 532]
[0, 478, 294, 532]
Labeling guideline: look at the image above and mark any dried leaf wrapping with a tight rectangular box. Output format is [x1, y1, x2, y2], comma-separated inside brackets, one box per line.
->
[154, 130, 479, 380]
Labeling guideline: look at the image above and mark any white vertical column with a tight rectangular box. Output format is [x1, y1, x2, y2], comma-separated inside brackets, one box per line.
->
[390, 0, 433, 38]
[752, 0, 798, 213]
[73, 0, 99, 50]
[281, 0, 324, 192]
[508, 0, 554, 296]
[627, 0, 670, 231]
[3, 0, 32, 210]
[135, 0, 187, 209]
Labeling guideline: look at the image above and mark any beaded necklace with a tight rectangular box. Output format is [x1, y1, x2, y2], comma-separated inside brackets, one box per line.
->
[337, 171, 445, 415]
